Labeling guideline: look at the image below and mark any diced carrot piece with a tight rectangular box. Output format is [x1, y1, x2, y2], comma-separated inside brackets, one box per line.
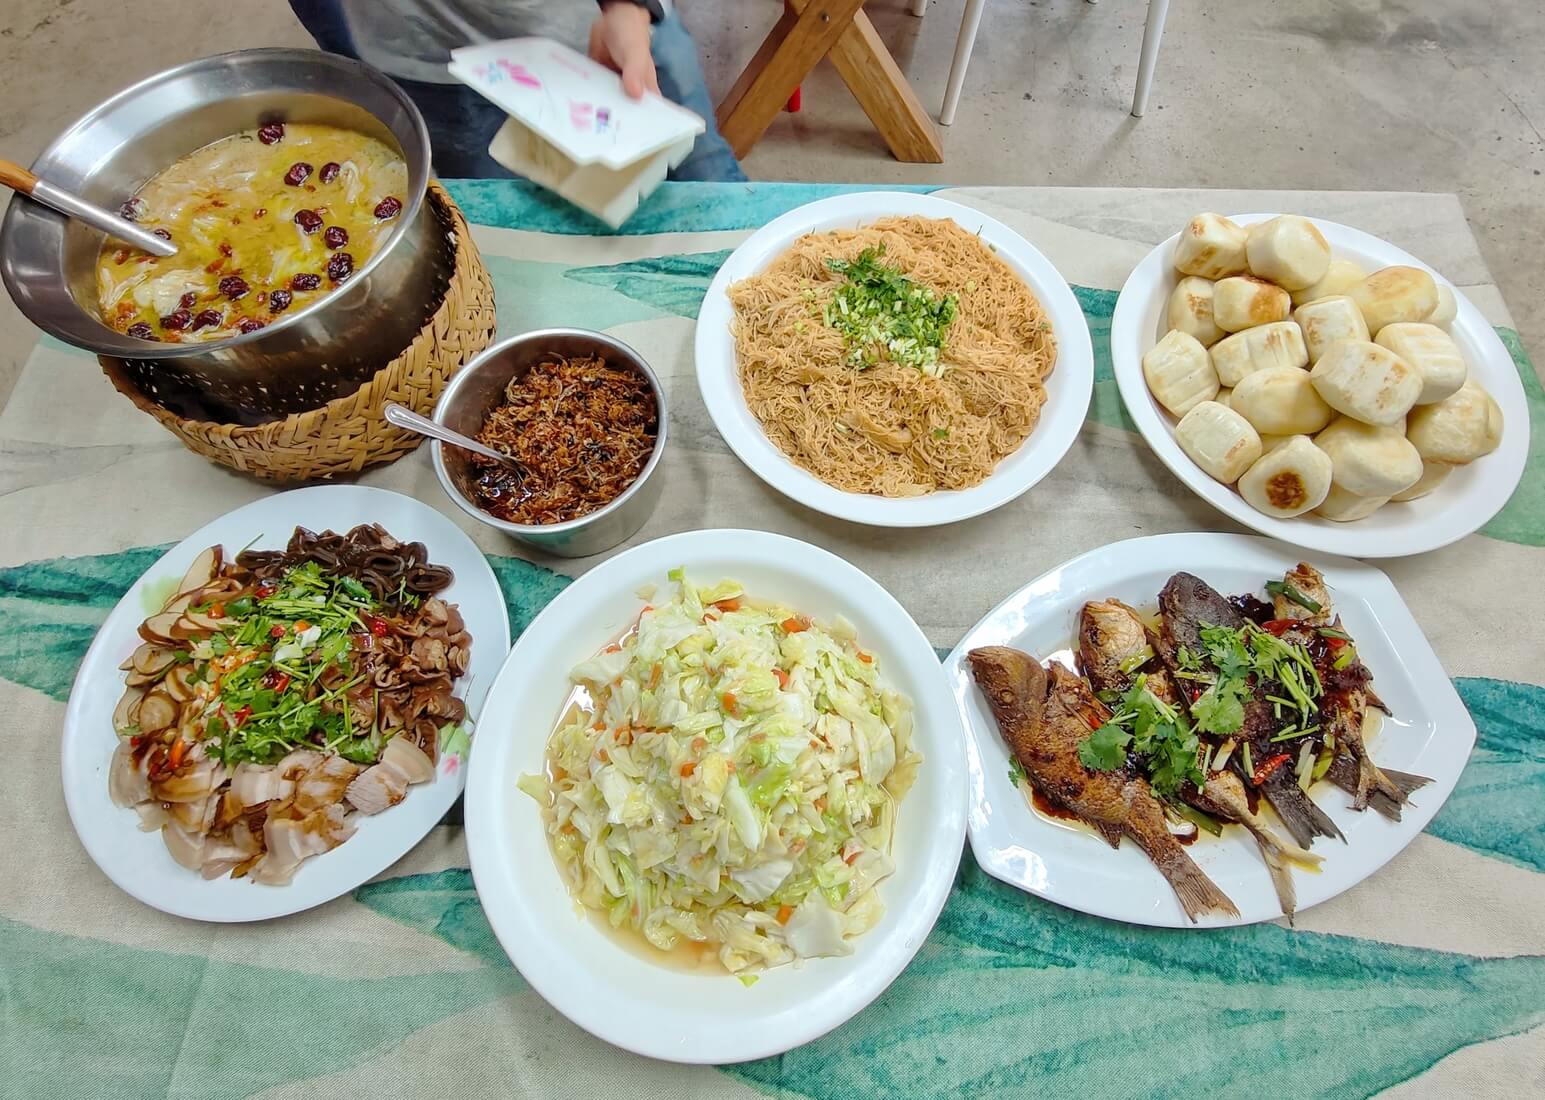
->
[680, 761, 696, 778]
[691, 736, 708, 753]
[781, 617, 807, 633]
[597, 748, 610, 763]
[776, 905, 794, 925]
[721, 692, 737, 714]
[814, 796, 827, 811]
[857, 651, 873, 664]
[772, 668, 789, 689]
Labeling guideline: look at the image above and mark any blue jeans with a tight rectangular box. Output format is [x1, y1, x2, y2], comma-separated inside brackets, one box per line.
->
[287, 2, 745, 182]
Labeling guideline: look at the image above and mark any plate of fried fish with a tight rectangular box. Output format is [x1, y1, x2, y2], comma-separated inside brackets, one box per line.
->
[944, 532, 1475, 927]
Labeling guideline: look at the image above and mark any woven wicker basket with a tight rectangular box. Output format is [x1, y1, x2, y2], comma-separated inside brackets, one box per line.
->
[101, 182, 497, 482]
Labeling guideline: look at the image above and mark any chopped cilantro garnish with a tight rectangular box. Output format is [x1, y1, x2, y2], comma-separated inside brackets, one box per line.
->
[1080, 676, 1204, 798]
[1190, 677, 1248, 736]
[1078, 722, 1132, 772]
[823, 246, 958, 375]
[195, 563, 388, 769]
[1007, 755, 1028, 787]
[1200, 624, 1252, 681]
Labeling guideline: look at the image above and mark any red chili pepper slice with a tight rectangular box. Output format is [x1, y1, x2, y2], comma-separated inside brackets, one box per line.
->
[1262, 619, 1295, 636]
[1252, 751, 1292, 785]
[368, 615, 390, 637]
[256, 580, 277, 598]
[263, 669, 291, 693]
[269, 624, 287, 638]
[233, 705, 253, 727]
[1325, 635, 1348, 651]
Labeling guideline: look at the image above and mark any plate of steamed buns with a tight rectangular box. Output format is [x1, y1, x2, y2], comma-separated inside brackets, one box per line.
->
[1109, 212, 1529, 557]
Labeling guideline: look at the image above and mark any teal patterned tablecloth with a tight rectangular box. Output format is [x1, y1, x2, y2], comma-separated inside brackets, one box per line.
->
[1, 181, 1541, 1098]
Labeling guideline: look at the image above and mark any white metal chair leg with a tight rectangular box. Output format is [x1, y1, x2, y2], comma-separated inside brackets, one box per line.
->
[908, 0, 927, 16]
[940, 0, 988, 126]
[1130, 0, 1170, 117]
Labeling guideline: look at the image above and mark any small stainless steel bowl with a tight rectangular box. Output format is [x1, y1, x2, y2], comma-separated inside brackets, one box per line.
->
[0, 48, 442, 421]
[431, 329, 668, 558]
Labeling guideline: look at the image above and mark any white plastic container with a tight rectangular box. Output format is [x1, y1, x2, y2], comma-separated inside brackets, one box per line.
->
[449, 38, 705, 227]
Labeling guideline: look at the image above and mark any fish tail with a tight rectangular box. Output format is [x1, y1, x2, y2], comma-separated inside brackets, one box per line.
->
[1379, 766, 1434, 798]
[1263, 777, 1344, 848]
[1130, 825, 1239, 922]
[1240, 814, 1324, 919]
[1353, 751, 1429, 811]
[1352, 754, 1378, 810]
[1256, 839, 1298, 918]
[1242, 815, 1324, 871]
[1157, 845, 1240, 923]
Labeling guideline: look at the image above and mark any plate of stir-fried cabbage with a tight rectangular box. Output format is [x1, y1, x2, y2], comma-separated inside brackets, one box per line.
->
[465, 530, 966, 1063]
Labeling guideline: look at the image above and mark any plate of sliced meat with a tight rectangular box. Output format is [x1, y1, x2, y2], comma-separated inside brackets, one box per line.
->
[61, 485, 509, 922]
[944, 532, 1473, 927]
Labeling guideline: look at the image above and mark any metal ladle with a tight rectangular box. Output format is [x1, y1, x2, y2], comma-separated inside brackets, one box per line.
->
[383, 402, 523, 472]
[0, 157, 178, 258]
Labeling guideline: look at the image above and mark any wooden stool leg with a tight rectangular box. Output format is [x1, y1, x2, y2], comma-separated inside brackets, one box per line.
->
[826, 11, 944, 162]
[716, 0, 869, 160]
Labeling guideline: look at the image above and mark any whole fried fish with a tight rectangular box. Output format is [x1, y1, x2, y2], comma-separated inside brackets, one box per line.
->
[1270, 564, 1431, 810]
[1155, 572, 1344, 849]
[969, 645, 1239, 922]
[1079, 599, 1321, 916]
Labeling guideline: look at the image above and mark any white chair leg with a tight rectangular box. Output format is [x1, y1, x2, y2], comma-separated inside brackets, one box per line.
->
[908, 0, 927, 17]
[1130, 0, 1170, 118]
[940, 0, 988, 126]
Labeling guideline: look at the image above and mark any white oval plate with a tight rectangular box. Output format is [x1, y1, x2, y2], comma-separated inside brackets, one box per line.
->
[945, 532, 1475, 928]
[61, 485, 511, 923]
[1110, 214, 1529, 557]
[465, 529, 967, 1063]
[695, 191, 1093, 528]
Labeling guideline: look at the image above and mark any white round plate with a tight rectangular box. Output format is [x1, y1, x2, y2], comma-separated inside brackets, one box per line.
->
[61, 485, 510, 923]
[695, 191, 1093, 528]
[1111, 214, 1529, 557]
[945, 532, 1475, 928]
[465, 529, 967, 1063]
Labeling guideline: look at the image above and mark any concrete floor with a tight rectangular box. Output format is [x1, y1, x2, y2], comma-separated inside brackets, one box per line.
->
[2, 0, 1541, 411]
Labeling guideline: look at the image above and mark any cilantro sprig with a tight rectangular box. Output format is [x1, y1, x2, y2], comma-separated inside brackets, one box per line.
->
[197, 563, 389, 768]
[1079, 675, 1205, 799]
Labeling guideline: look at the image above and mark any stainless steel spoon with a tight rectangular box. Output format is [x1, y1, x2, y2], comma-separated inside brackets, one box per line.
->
[1, 157, 178, 258]
[383, 402, 522, 471]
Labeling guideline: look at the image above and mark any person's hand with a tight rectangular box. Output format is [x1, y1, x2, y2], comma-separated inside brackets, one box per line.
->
[589, 2, 659, 99]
